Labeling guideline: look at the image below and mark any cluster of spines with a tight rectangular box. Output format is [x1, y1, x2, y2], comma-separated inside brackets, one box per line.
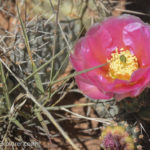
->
[99, 121, 143, 150]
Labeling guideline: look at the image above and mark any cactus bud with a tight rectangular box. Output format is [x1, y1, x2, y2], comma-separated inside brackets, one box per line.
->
[99, 121, 142, 150]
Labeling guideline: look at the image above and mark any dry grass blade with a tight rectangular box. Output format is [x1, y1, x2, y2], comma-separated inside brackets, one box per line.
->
[10, 117, 25, 130]
[51, 81, 74, 106]
[16, 4, 53, 144]
[0, 61, 11, 109]
[46, 102, 95, 110]
[9, 48, 65, 94]
[27, 93, 80, 150]
[16, 3, 44, 93]
[0, 57, 80, 150]
[115, 8, 150, 17]
[49, 0, 61, 99]
[62, 108, 112, 125]
[52, 50, 69, 81]
[35, 111, 52, 141]
[32, 63, 44, 93]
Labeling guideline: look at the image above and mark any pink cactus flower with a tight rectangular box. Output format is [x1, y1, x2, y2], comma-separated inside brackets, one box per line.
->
[70, 15, 150, 100]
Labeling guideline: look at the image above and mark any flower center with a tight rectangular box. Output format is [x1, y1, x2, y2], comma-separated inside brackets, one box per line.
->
[107, 48, 139, 80]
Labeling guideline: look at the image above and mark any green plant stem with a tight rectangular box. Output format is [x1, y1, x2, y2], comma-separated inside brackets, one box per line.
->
[50, 62, 108, 86]
[0, 61, 11, 109]
[49, 0, 61, 98]
[35, 111, 51, 140]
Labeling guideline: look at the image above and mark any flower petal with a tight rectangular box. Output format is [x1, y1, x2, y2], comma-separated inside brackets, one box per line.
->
[76, 76, 113, 99]
[70, 14, 150, 100]
[70, 38, 85, 71]
[99, 14, 144, 50]
[123, 22, 150, 67]
[86, 27, 112, 64]
[95, 67, 150, 95]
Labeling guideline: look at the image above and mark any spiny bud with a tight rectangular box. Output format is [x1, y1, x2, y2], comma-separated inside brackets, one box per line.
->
[99, 121, 142, 150]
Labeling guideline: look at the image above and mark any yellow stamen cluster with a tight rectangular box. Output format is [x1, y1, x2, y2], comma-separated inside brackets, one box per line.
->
[107, 48, 139, 80]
